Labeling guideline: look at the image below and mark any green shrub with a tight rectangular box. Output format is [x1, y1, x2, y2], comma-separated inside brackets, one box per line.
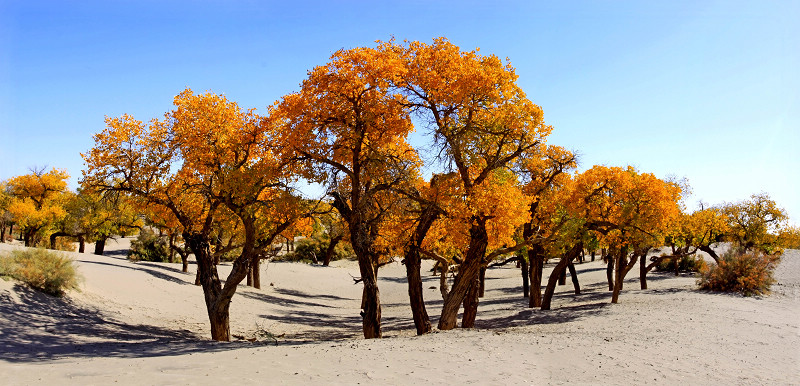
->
[276, 238, 354, 263]
[129, 228, 170, 262]
[697, 250, 780, 296]
[655, 254, 707, 273]
[277, 238, 324, 263]
[2, 248, 81, 296]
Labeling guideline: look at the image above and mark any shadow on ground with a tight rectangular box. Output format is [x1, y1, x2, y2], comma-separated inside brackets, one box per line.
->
[0, 284, 239, 362]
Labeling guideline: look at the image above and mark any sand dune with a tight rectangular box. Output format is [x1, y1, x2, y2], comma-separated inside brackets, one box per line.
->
[1, 239, 798, 385]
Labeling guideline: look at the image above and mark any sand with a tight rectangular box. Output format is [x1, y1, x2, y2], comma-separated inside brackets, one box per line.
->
[1, 238, 798, 385]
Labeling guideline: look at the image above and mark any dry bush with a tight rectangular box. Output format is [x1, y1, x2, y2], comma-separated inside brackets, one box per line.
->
[54, 237, 77, 252]
[698, 250, 780, 296]
[655, 254, 707, 273]
[2, 248, 81, 296]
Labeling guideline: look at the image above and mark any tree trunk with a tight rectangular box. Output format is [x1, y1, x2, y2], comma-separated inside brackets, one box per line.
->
[405, 247, 431, 335]
[185, 231, 255, 342]
[673, 255, 680, 276]
[640, 254, 647, 290]
[699, 245, 720, 264]
[520, 257, 529, 298]
[461, 275, 481, 328]
[606, 255, 615, 291]
[611, 250, 637, 304]
[359, 261, 382, 339]
[478, 266, 486, 298]
[404, 204, 439, 336]
[558, 269, 566, 286]
[78, 235, 85, 253]
[0, 223, 5, 243]
[182, 254, 189, 273]
[323, 235, 343, 266]
[528, 246, 544, 308]
[591, 250, 596, 262]
[246, 267, 253, 287]
[94, 237, 106, 255]
[168, 234, 176, 263]
[567, 262, 580, 295]
[541, 243, 583, 310]
[252, 256, 261, 289]
[438, 217, 488, 330]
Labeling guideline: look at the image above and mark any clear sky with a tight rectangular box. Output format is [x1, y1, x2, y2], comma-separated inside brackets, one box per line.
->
[1, 0, 798, 223]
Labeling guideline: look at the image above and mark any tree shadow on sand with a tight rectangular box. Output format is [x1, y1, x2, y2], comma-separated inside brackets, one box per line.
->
[0, 284, 240, 362]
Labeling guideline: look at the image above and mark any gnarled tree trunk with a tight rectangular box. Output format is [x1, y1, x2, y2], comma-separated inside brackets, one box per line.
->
[541, 243, 583, 310]
[528, 245, 544, 308]
[323, 235, 343, 266]
[438, 217, 488, 330]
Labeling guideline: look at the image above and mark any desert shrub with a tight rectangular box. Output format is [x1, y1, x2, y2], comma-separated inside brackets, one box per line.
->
[54, 237, 77, 252]
[3, 248, 81, 296]
[655, 254, 707, 273]
[129, 228, 170, 262]
[277, 238, 324, 263]
[276, 238, 354, 263]
[0, 254, 15, 278]
[697, 250, 780, 296]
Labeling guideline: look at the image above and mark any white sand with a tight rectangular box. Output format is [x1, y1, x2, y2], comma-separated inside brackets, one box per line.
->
[1, 239, 798, 385]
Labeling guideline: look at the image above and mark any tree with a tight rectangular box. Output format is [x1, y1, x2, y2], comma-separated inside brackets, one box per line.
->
[516, 145, 577, 307]
[722, 193, 788, 254]
[549, 165, 682, 307]
[279, 43, 418, 338]
[6, 167, 70, 247]
[0, 184, 12, 242]
[396, 38, 551, 329]
[83, 89, 308, 341]
[57, 187, 143, 255]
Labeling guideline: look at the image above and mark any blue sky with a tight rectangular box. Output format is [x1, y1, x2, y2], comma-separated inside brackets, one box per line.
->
[1, 0, 798, 223]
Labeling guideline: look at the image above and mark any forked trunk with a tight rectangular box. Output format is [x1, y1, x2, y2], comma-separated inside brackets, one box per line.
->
[541, 243, 583, 310]
[611, 250, 637, 304]
[438, 217, 488, 330]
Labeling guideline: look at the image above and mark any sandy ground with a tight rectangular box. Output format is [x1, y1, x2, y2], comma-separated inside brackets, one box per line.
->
[1, 238, 798, 385]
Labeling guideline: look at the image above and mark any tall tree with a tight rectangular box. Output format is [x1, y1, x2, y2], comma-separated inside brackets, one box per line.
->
[516, 145, 577, 307]
[722, 193, 788, 254]
[279, 44, 418, 338]
[84, 89, 307, 341]
[396, 38, 552, 329]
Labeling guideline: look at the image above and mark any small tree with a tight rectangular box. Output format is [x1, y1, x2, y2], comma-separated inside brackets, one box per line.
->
[723, 193, 788, 254]
[6, 167, 70, 247]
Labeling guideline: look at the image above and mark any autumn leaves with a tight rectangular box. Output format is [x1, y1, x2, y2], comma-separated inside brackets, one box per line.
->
[81, 38, 787, 341]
